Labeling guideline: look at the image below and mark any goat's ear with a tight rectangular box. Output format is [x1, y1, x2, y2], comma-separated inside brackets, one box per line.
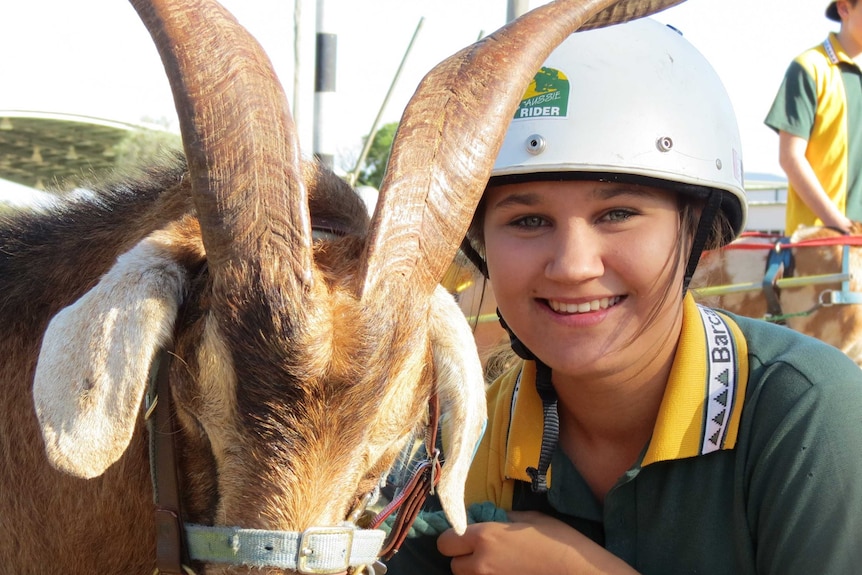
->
[428, 286, 487, 534]
[33, 237, 187, 479]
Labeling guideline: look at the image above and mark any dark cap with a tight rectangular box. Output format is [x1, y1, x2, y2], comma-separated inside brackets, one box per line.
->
[826, 1, 840, 21]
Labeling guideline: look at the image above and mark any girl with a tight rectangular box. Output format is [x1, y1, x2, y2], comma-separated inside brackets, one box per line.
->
[386, 16, 862, 575]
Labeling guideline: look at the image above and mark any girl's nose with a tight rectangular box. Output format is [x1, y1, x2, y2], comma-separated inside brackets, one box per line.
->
[544, 223, 604, 283]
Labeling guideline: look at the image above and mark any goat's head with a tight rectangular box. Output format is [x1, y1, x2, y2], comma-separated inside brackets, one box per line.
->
[30, 0, 684, 572]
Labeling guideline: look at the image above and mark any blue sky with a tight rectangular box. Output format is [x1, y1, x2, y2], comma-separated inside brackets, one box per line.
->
[0, 0, 838, 180]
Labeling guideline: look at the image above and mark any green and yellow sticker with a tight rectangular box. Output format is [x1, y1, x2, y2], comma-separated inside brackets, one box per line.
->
[514, 67, 570, 119]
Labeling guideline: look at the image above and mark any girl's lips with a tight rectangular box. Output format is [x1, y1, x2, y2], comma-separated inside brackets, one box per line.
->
[546, 295, 623, 314]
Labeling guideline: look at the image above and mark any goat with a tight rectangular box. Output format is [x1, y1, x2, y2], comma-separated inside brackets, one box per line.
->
[0, 0, 668, 572]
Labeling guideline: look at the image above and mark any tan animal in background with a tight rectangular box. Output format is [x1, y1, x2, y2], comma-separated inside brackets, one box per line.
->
[691, 224, 862, 366]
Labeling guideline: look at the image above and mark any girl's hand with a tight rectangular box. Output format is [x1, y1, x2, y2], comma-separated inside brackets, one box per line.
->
[436, 511, 639, 575]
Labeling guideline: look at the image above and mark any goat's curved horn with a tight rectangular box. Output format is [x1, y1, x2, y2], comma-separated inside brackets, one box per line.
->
[130, 0, 313, 293]
[358, 0, 683, 300]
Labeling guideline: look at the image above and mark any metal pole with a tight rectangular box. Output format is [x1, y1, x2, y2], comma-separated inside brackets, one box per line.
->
[348, 17, 424, 186]
[292, 0, 303, 134]
[507, 0, 529, 21]
[314, 0, 336, 169]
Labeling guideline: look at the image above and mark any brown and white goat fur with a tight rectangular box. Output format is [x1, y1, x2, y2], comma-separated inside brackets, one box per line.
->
[0, 0, 677, 572]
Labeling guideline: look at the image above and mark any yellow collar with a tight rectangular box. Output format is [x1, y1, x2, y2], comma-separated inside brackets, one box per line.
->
[642, 294, 749, 465]
[825, 33, 858, 67]
[504, 293, 749, 483]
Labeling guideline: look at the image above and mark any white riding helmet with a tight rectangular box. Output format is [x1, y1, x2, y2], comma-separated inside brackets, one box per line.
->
[491, 17, 746, 246]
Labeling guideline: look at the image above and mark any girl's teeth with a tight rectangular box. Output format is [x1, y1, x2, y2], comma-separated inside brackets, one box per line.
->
[550, 296, 618, 314]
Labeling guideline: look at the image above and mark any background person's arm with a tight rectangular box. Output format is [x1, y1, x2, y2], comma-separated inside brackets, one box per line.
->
[778, 130, 853, 233]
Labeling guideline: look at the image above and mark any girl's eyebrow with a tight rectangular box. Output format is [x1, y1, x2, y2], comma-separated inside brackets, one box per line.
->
[594, 184, 656, 200]
[488, 191, 542, 211]
[489, 184, 657, 210]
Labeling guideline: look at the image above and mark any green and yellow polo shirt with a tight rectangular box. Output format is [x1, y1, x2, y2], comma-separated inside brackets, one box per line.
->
[765, 33, 862, 234]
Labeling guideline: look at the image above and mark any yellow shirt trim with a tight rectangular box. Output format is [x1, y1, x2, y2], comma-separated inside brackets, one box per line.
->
[643, 295, 749, 464]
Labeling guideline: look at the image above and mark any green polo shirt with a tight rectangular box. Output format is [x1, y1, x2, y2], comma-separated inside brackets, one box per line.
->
[385, 296, 862, 574]
[764, 33, 862, 234]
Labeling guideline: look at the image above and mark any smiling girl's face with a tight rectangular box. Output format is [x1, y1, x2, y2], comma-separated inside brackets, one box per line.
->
[482, 178, 688, 381]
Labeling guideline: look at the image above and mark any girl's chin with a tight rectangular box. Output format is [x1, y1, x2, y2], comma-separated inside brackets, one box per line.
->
[529, 339, 622, 370]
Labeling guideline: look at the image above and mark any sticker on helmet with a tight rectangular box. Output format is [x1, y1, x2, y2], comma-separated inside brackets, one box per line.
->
[514, 67, 570, 119]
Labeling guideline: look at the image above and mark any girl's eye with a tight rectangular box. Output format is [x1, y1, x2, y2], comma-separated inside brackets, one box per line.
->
[511, 215, 547, 228]
[602, 208, 637, 223]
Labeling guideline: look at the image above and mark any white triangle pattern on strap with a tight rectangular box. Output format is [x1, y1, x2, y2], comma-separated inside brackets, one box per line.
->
[697, 305, 739, 456]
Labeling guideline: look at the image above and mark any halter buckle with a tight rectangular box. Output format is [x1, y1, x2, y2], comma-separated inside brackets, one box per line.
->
[297, 526, 355, 574]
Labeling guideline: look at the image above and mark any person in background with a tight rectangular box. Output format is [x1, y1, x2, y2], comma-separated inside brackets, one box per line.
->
[384, 16, 862, 575]
[764, 0, 862, 235]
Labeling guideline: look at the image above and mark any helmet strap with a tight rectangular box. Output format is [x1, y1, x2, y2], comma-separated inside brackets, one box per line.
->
[683, 191, 722, 293]
[497, 310, 559, 494]
[527, 360, 558, 494]
[459, 237, 488, 278]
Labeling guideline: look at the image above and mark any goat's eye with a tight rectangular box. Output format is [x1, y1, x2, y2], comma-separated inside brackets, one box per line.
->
[312, 229, 342, 242]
